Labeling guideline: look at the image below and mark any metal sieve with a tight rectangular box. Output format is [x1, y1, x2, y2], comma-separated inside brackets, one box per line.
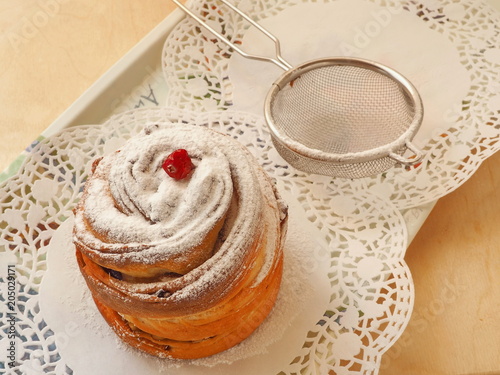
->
[172, 0, 424, 178]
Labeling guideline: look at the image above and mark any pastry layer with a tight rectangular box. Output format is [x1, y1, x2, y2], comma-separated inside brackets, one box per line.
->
[73, 123, 288, 359]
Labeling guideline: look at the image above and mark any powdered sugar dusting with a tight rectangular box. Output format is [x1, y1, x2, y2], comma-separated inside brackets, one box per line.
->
[73, 121, 287, 313]
[74, 124, 236, 273]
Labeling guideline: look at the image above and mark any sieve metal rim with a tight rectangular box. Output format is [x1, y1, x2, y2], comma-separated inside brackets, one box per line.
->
[263, 57, 424, 166]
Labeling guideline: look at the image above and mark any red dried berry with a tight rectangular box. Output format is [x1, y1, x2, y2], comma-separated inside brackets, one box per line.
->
[162, 149, 193, 180]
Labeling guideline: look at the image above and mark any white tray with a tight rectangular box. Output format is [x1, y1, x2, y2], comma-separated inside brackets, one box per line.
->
[3, 1, 499, 373]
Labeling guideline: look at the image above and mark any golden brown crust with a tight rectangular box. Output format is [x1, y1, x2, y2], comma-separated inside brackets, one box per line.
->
[73, 124, 288, 359]
[89, 254, 283, 359]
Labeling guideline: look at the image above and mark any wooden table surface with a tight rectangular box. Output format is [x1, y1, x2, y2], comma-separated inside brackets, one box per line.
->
[1, 1, 498, 374]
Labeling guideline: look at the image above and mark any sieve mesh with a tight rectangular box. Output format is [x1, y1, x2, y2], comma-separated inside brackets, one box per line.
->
[265, 59, 423, 177]
[268, 64, 416, 155]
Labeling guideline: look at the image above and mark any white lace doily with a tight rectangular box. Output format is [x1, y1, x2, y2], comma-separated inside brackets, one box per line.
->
[2, 107, 412, 374]
[162, 0, 500, 209]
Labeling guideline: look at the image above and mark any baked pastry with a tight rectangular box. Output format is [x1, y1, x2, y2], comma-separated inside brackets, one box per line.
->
[73, 122, 288, 359]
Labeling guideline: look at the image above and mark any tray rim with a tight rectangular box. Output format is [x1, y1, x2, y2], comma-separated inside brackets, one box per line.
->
[34, 10, 185, 141]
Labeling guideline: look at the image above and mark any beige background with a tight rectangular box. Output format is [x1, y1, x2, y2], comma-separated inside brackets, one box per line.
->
[0, 1, 499, 374]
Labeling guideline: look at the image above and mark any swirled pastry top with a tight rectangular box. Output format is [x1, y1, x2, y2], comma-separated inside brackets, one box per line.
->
[73, 123, 284, 283]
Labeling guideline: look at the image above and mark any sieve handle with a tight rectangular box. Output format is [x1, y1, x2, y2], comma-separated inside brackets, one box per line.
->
[389, 141, 424, 166]
[170, 0, 293, 71]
